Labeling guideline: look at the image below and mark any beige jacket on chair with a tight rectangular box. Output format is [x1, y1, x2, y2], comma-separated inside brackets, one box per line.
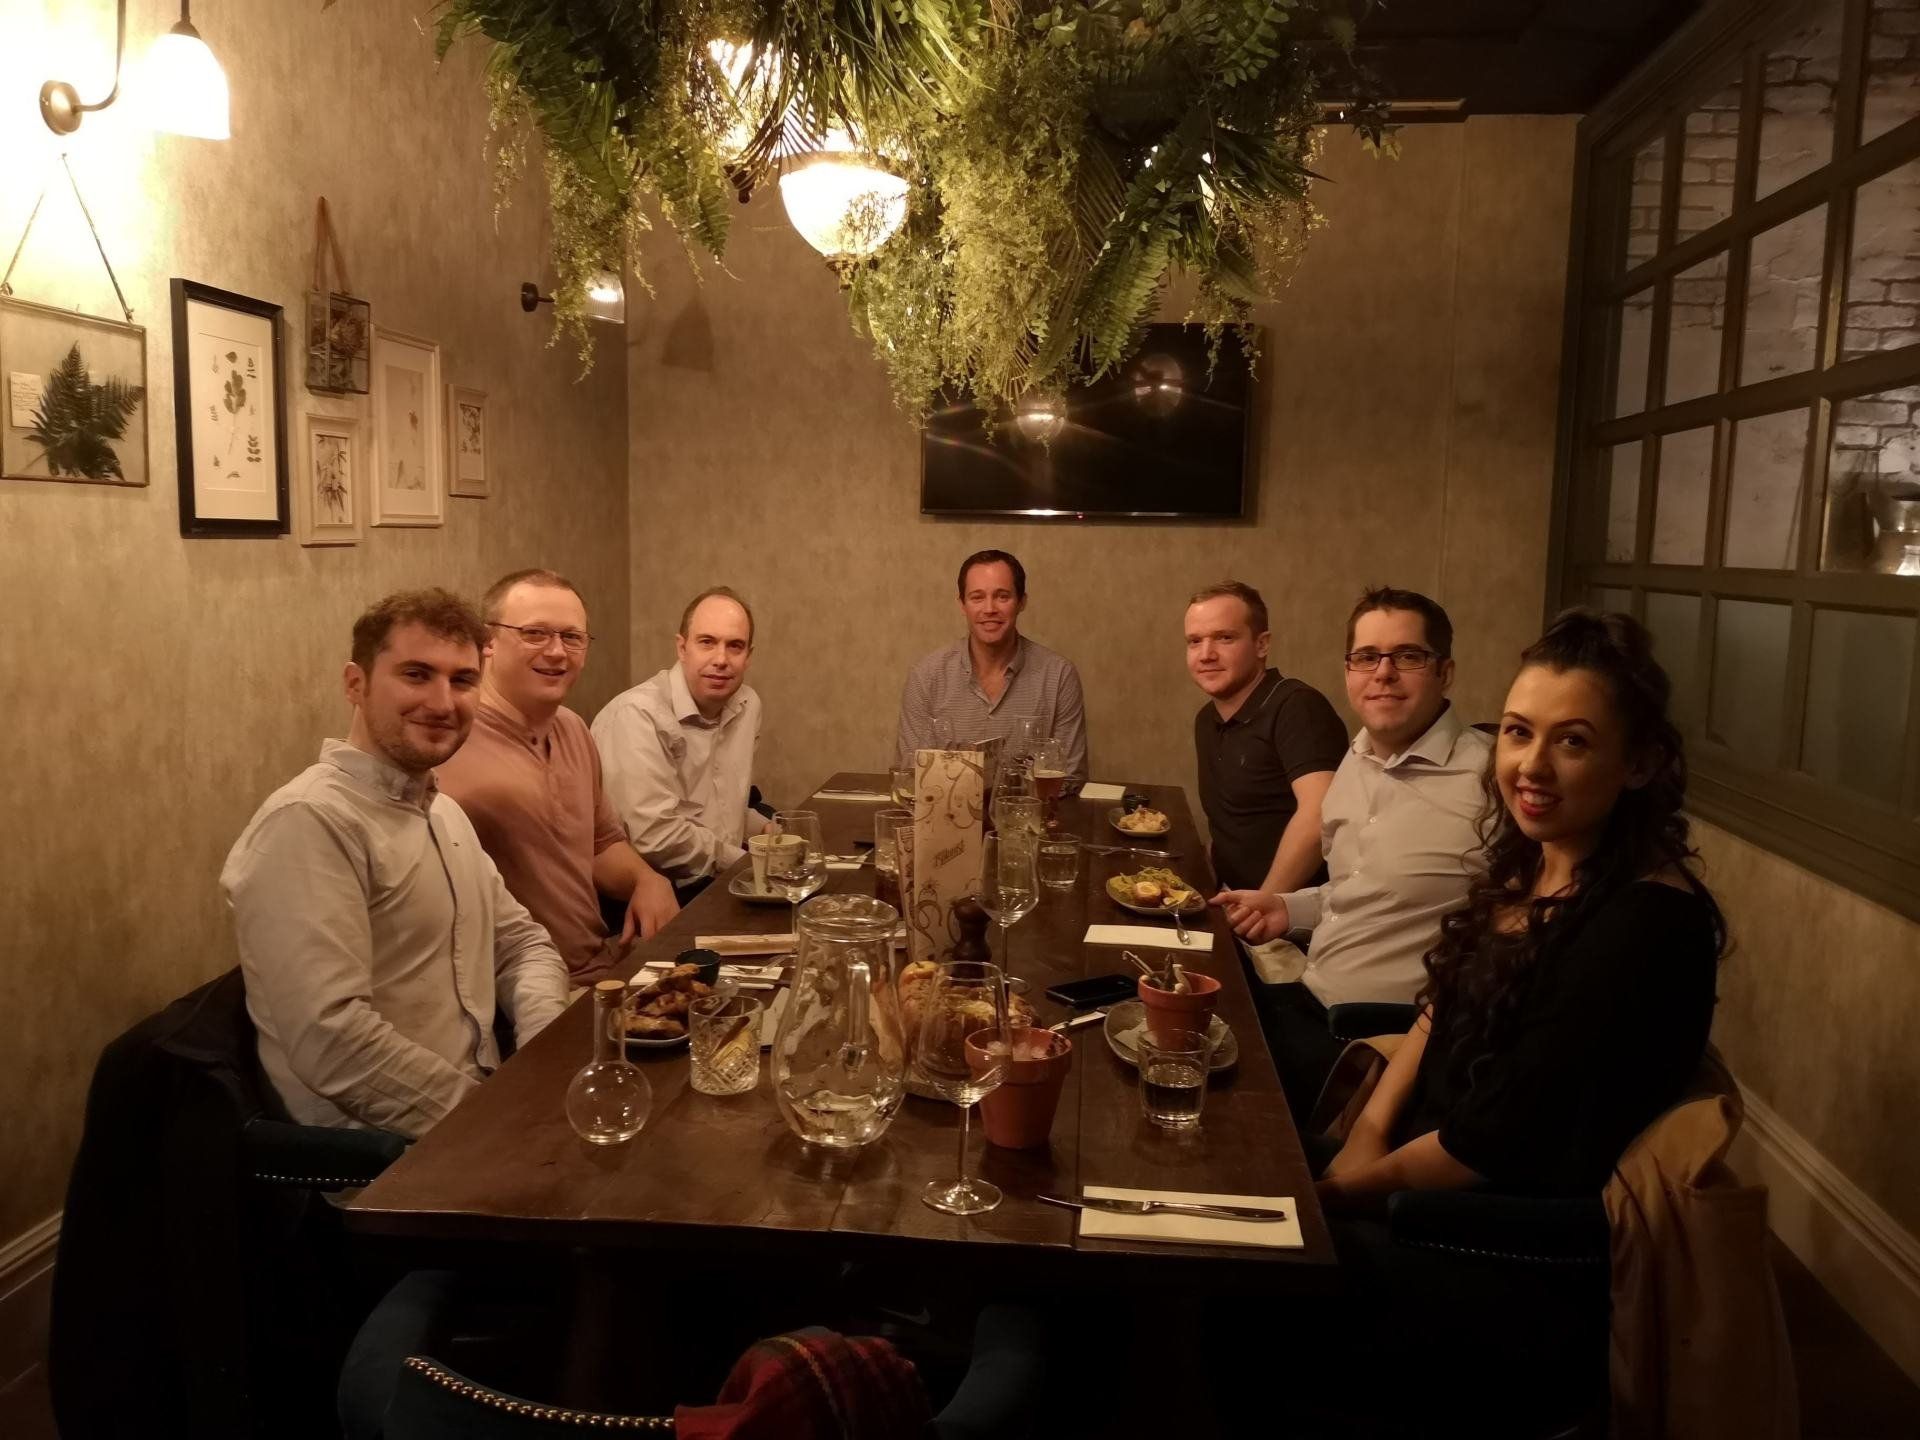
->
[1603, 1055, 1799, 1440]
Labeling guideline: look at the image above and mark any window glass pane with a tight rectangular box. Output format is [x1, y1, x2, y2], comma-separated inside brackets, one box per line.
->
[1653, 427, 1714, 565]
[1613, 289, 1654, 416]
[1645, 591, 1704, 733]
[1757, 1, 1845, 199]
[1824, 385, 1920, 572]
[1590, 587, 1633, 614]
[1710, 599, 1792, 764]
[1725, 410, 1809, 570]
[1843, 157, 1920, 360]
[1666, 252, 1728, 404]
[1623, 134, 1666, 271]
[1802, 608, 1914, 798]
[1741, 205, 1827, 383]
[1864, 0, 1920, 145]
[1604, 442, 1642, 562]
[1678, 73, 1744, 244]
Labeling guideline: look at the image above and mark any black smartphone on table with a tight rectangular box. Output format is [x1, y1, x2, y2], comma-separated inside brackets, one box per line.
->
[1044, 973, 1138, 1009]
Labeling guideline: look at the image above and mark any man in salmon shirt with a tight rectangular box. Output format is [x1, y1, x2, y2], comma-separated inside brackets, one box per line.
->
[436, 568, 679, 987]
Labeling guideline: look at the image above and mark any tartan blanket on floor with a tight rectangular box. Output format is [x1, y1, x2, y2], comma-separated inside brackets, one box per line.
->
[675, 1327, 930, 1439]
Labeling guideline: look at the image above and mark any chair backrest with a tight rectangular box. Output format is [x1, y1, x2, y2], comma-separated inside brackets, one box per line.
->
[385, 1356, 672, 1436]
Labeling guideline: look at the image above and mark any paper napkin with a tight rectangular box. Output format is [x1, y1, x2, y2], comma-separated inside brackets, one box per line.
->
[1076, 1186, 1302, 1249]
[1083, 924, 1213, 952]
[811, 788, 893, 804]
[1078, 782, 1128, 802]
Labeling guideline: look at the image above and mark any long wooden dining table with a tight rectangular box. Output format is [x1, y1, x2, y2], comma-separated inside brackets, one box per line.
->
[345, 772, 1337, 1289]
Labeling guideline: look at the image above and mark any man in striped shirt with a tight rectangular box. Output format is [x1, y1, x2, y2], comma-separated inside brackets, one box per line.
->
[894, 549, 1089, 780]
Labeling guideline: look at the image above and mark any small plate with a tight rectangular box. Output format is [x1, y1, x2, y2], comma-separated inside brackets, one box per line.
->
[728, 873, 792, 906]
[622, 1024, 690, 1050]
[1107, 806, 1172, 839]
[1102, 999, 1236, 1071]
[1104, 874, 1205, 917]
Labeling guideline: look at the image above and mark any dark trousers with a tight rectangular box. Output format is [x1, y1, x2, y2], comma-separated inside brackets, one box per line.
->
[1247, 973, 1346, 1127]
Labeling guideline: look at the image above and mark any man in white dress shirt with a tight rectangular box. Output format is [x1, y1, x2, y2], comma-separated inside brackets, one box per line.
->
[1214, 587, 1492, 1118]
[592, 587, 771, 895]
[222, 589, 571, 1140]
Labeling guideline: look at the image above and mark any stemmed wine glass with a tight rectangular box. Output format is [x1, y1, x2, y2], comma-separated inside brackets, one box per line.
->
[912, 959, 1010, 1215]
[990, 763, 1039, 839]
[974, 832, 1038, 977]
[767, 810, 826, 937]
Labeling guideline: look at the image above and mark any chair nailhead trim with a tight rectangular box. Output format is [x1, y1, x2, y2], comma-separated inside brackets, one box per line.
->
[1401, 1238, 1607, 1265]
[403, 1356, 673, 1429]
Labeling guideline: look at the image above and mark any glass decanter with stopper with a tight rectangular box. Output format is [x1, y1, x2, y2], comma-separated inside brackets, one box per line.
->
[565, 979, 652, 1145]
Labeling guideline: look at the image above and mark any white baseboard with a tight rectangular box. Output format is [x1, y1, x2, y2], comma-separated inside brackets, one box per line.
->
[0, 1213, 60, 1386]
[1731, 1086, 1920, 1387]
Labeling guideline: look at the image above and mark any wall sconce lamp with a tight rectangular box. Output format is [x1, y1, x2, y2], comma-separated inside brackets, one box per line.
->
[40, 0, 230, 141]
[519, 271, 627, 325]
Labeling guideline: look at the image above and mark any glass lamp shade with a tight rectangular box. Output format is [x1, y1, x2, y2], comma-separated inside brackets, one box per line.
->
[778, 148, 908, 259]
[585, 269, 626, 325]
[1014, 392, 1066, 444]
[143, 22, 229, 139]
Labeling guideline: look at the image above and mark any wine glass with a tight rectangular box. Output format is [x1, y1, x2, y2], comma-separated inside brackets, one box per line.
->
[767, 810, 826, 937]
[912, 960, 1010, 1215]
[975, 832, 1038, 977]
[1006, 715, 1048, 769]
[990, 763, 1037, 837]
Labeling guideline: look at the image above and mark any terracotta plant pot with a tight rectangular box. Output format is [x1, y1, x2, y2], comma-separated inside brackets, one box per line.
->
[965, 1027, 1073, 1149]
[1137, 971, 1221, 1048]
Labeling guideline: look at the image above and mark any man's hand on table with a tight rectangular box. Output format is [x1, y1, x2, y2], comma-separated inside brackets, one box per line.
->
[1211, 888, 1291, 943]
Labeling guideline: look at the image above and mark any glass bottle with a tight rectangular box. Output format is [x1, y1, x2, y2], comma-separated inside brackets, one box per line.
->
[565, 979, 652, 1145]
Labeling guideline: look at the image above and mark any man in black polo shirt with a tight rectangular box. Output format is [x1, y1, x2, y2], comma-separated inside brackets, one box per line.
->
[1186, 581, 1347, 1105]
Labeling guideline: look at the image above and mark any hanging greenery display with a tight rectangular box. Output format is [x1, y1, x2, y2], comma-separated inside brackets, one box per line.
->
[435, 0, 1389, 409]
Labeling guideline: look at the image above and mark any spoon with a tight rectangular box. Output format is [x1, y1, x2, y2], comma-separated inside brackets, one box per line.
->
[1170, 906, 1190, 947]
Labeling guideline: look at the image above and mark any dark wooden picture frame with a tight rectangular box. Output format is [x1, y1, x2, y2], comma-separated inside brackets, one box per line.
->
[171, 278, 290, 538]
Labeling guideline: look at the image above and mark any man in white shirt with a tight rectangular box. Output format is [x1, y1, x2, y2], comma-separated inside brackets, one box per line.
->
[592, 587, 770, 892]
[222, 589, 571, 1140]
[1214, 587, 1492, 1119]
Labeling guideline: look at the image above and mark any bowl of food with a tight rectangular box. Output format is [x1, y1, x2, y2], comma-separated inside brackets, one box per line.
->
[1108, 805, 1171, 838]
[622, 961, 717, 1047]
[1103, 866, 1205, 916]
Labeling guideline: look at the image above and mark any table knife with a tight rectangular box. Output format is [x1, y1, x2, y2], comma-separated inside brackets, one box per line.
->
[1081, 844, 1178, 860]
[1038, 1194, 1288, 1223]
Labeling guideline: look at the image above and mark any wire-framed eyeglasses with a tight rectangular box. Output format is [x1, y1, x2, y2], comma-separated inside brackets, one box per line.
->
[490, 622, 592, 652]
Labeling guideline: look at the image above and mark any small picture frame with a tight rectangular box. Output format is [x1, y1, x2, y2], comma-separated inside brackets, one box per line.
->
[296, 406, 366, 546]
[370, 327, 443, 527]
[0, 296, 149, 488]
[447, 384, 488, 497]
[171, 279, 289, 537]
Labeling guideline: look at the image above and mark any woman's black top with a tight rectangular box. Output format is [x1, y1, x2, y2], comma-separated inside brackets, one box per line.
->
[1394, 880, 1719, 1194]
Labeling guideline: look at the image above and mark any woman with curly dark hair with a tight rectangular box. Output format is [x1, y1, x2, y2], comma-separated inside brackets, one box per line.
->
[1316, 608, 1725, 1211]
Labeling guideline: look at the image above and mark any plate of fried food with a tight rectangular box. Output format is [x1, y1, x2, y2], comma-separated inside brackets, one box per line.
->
[622, 962, 717, 1047]
[1104, 866, 1205, 916]
[1108, 805, 1172, 838]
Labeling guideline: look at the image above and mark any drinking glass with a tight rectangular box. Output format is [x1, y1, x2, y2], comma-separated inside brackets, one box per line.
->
[889, 766, 916, 808]
[1006, 715, 1049, 769]
[975, 832, 1038, 974]
[990, 763, 1039, 840]
[689, 991, 763, 1096]
[1031, 736, 1069, 830]
[912, 960, 1010, 1215]
[1036, 833, 1081, 892]
[929, 717, 956, 750]
[1138, 1026, 1215, 1129]
[767, 810, 826, 936]
[872, 806, 912, 912]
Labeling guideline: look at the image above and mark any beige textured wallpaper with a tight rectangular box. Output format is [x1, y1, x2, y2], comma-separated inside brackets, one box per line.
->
[0, 2, 628, 1243]
[626, 117, 1576, 813]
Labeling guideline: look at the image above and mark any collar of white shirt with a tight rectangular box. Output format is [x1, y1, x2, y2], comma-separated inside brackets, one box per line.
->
[320, 737, 438, 810]
[1352, 702, 1468, 771]
[667, 662, 746, 730]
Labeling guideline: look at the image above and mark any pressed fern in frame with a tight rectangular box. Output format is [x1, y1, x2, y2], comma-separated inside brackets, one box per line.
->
[0, 297, 148, 487]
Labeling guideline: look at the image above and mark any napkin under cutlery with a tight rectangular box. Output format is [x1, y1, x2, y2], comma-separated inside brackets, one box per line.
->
[1083, 923, 1213, 952]
[1076, 782, 1129, 802]
[1069, 1186, 1301, 1249]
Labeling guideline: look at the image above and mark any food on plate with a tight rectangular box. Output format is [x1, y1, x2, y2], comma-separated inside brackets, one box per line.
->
[1115, 806, 1170, 834]
[875, 959, 1037, 1063]
[1105, 866, 1201, 912]
[622, 963, 716, 1040]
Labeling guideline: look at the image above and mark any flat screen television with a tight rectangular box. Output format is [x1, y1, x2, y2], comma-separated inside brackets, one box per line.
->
[920, 323, 1255, 520]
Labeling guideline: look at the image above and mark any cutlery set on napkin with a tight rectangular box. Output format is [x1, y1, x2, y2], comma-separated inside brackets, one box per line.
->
[1038, 1188, 1301, 1248]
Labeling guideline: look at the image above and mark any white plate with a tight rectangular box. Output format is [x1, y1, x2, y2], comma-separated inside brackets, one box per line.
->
[1107, 806, 1172, 839]
[728, 874, 795, 906]
[1101, 999, 1236, 1071]
[1104, 875, 1205, 917]
[622, 1024, 689, 1050]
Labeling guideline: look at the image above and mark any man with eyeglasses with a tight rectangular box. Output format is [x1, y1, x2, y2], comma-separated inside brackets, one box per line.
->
[436, 569, 680, 987]
[592, 587, 771, 897]
[1214, 586, 1491, 1118]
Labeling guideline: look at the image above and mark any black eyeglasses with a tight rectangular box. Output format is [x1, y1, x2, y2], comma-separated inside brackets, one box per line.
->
[1344, 647, 1440, 673]
[490, 622, 592, 652]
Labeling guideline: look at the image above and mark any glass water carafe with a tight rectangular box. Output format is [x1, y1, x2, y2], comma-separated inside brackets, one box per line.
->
[565, 979, 652, 1145]
[772, 894, 905, 1150]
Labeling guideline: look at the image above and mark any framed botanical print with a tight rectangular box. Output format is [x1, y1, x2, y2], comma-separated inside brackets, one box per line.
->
[370, 328, 443, 526]
[447, 384, 488, 497]
[171, 279, 289, 537]
[0, 296, 149, 488]
[296, 406, 366, 546]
